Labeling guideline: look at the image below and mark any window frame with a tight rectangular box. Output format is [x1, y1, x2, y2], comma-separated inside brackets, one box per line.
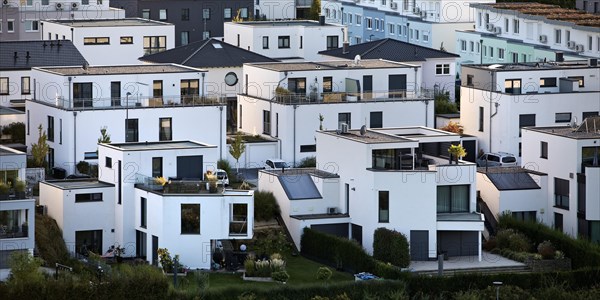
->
[120, 36, 133, 44]
[378, 191, 390, 223]
[263, 110, 271, 135]
[262, 36, 269, 49]
[83, 37, 110, 45]
[540, 141, 548, 159]
[554, 178, 570, 210]
[159, 117, 172, 141]
[47, 116, 54, 142]
[21, 76, 31, 95]
[278, 36, 290, 49]
[75, 193, 103, 203]
[181, 204, 201, 235]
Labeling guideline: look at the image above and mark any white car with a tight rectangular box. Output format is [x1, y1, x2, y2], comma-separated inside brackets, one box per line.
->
[476, 152, 517, 167]
[215, 169, 229, 186]
[265, 159, 290, 170]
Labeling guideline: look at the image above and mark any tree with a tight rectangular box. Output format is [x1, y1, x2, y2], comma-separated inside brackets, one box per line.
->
[98, 126, 111, 144]
[30, 125, 49, 168]
[309, 0, 321, 21]
[229, 132, 246, 173]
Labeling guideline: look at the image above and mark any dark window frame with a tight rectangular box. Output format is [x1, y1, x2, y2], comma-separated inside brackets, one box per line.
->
[75, 193, 103, 203]
[152, 157, 163, 178]
[300, 144, 316, 152]
[181, 8, 190, 21]
[105, 156, 112, 168]
[278, 36, 290, 49]
[21, 76, 31, 94]
[263, 110, 271, 135]
[125, 119, 139, 142]
[555, 112, 572, 123]
[181, 204, 201, 234]
[159, 117, 172, 141]
[83, 37, 110, 45]
[541, 141, 548, 159]
[539, 77, 557, 87]
[47, 116, 54, 142]
[262, 36, 269, 49]
[370, 111, 383, 128]
[378, 191, 389, 223]
[326, 35, 339, 50]
[120, 36, 133, 44]
[141, 197, 147, 228]
[437, 185, 470, 213]
[554, 177, 570, 209]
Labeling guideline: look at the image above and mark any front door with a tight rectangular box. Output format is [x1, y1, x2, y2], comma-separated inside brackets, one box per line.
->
[410, 230, 429, 261]
[152, 235, 159, 266]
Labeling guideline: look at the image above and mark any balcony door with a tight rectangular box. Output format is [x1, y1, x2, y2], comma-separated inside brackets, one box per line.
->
[176, 155, 203, 180]
[388, 74, 407, 98]
[73, 82, 92, 108]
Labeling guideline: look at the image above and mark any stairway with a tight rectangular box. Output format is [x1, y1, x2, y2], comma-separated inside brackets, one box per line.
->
[477, 195, 498, 238]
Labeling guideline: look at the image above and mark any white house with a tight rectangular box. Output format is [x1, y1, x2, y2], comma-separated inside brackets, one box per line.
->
[0, 0, 124, 42]
[0, 145, 35, 268]
[521, 117, 600, 242]
[40, 18, 175, 65]
[224, 20, 345, 61]
[40, 140, 254, 269]
[26, 64, 228, 175]
[459, 59, 600, 162]
[456, 2, 600, 68]
[238, 59, 436, 166]
[258, 126, 484, 261]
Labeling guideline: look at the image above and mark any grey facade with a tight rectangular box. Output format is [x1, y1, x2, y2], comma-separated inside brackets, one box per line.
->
[110, 0, 255, 46]
[577, 0, 600, 14]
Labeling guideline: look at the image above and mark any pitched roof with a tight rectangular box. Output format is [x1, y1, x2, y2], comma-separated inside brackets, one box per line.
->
[318, 38, 459, 62]
[0, 40, 88, 70]
[140, 38, 277, 68]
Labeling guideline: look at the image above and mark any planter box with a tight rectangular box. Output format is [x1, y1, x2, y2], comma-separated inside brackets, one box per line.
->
[525, 258, 572, 272]
[242, 273, 274, 282]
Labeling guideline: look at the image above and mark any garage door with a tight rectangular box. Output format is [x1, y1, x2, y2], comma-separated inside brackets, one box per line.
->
[437, 231, 478, 257]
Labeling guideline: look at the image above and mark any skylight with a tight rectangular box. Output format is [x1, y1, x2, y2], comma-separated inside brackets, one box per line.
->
[212, 43, 223, 49]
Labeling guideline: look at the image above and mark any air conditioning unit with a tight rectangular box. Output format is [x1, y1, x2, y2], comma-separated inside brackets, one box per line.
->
[71, 2, 79, 10]
[390, 2, 398, 10]
[493, 27, 502, 34]
[566, 41, 577, 49]
[55, 2, 64, 10]
[327, 207, 339, 215]
[340, 123, 348, 133]
[539, 34, 547, 43]
[413, 7, 420, 14]
[575, 44, 585, 52]
[486, 23, 495, 31]
[2, 0, 10, 6]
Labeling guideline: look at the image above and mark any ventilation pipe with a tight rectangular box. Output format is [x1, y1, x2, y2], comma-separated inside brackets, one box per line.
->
[342, 27, 349, 54]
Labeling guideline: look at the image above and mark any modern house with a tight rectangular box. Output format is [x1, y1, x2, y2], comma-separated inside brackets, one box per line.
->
[0, 0, 124, 42]
[318, 38, 460, 100]
[0, 40, 87, 109]
[40, 18, 174, 65]
[455, 3, 600, 68]
[521, 117, 600, 241]
[0, 145, 36, 268]
[40, 140, 254, 269]
[26, 64, 228, 175]
[577, 0, 600, 14]
[459, 59, 600, 162]
[320, 0, 494, 51]
[109, 0, 255, 46]
[238, 59, 436, 166]
[223, 20, 345, 61]
[258, 126, 484, 261]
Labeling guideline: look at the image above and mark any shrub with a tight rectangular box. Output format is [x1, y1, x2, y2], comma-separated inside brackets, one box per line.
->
[316, 267, 333, 282]
[495, 229, 532, 252]
[270, 258, 286, 273]
[244, 258, 256, 277]
[372, 228, 410, 268]
[76, 161, 90, 175]
[254, 191, 281, 221]
[254, 229, 291, 256]
[254, 260, 271, 277]
[434, 94, 458, 114]
[538, 241, 556, 259]
[271, 271, 290, 283]
[217, 159, 235, 182]
[35, 214, 69, 265]
[297, 156, 317, 168]
[483, 237, 497, 251]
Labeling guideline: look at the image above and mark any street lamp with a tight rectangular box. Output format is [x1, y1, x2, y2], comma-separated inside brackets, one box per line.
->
[493, 281, 503, 300]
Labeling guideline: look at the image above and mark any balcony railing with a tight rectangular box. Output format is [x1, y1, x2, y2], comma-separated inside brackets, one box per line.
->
[242, 89, 434, 105]
[134, 174, 223, 195]
[370, 154, 474, 172]
[0, 224, 29, 239]
[35, 94, 226, 111]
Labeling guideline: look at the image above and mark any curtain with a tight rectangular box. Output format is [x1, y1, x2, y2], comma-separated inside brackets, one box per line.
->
[451, 185, 469, 212]
[437, 186, 450, 213]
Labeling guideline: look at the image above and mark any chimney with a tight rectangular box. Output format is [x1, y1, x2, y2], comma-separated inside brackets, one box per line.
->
[319, 15, 325, 26]
[342, 27, 349, 54]
[555, 51, 564, 62]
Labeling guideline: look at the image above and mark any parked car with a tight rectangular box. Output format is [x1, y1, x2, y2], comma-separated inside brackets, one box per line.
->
[265, 159, 290, 170]
[476, 152, 517, 167]
[215, 169, 229, 186]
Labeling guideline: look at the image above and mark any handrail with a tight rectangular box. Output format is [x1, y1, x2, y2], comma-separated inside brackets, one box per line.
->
[32, 94, 226, 111]
[477, 197, 498, 235]
[242, 88, 435, 105]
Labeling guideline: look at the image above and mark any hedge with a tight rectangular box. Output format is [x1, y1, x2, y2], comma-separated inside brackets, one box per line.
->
[373, 228, 410, 268]
[254, 191, 281, 221]
[498, 214, 600, 269]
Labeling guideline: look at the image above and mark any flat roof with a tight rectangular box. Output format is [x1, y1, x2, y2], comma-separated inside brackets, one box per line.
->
[291, 213, 350, 220]
[0, 106, 25, 115]
[43, 179, 114, 190]
[463, 60, 599, 72]
[42, 18, 172, 27]
[105, 140, 215, 151]
[526, 117, 600, 139]
[232, 20, 340, 27]
[0, 145, 25, 156]
[473, 3, 600, 28]
[35, 64, 205, 76]
[320, 129, 413, 144]
[376, 127, 461, 142]
[248, 59, 415, 72]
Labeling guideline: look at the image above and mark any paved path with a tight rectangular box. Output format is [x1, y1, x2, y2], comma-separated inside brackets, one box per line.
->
[409, 252, 525, 272]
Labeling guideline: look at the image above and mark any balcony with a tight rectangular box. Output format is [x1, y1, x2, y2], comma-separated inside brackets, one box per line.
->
[0, 208, 29, 240]
[134, 174, 224, 195]
[369, 153, 473, 172]
[32, 94, 226, 111]
[242, 89, 434, 105]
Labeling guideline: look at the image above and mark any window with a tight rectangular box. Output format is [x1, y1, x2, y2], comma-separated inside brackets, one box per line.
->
[239, 105, 242, 129]
[73, 82, 92, 107]
[181, 8, 189, 21]
[143, 36, 166, 55]
[568, 76, 584, 87]
[59, 119, 62, 144]
[300, 36, 303, 49]
[300, 145, 316, 152]
[370, 111, 383, 128]
[152, 157, 162, 178]
[375, 19, 380, 31]
[366, 17, 373, 29]
[159, 118, 172, 141]
[589, 36, 593, 51]
[76, 230, 102, 255]
[120, 36, 133, 44]
[105, 156, 112, 168]
[356, 14, 362, 25]
[287, 78, 306, 93]
[504, 79, 521, 94]
[554, 213, 563, 232]
[504, 18, 509, 32]
[479, 107, 484, 132]
[583, 111, 599, 120]
[467, 74, 474, 86]
[159, 9, 167, 20]
[485, 13, 490, 26]
[0, 20, 2, 33]
[42, 0, 49, 4]
[555, 29, 561, 44]
[181, 204, 200, 234]
[153, 80, 163, 98]
[460, 40, 467, 51]
[415, 30, 419, 40]
[7, 20, 14, 32]
[554, 178, 569, 209]
[483, 46, 487, 57]
[348, 14, 352, 24]
[82, 0, 88, 4]
[435, 64, 450, 75]
[278, 36, 290, 48]
[469, 41, 474, 52]
[142, 9, 150, 19]
[338, 112, 351, 129]
[24, 20, 39, 32]
[478, 12, 482, 27]
[75, 193, 103, 203]
[202, 31, 210, 40]
[326, 36, 339, 50]
[512, 211, 536, 222]
[263, 110, 271, 134]
[540, 77, 557, 87]
[21, 77, 30, 94]
[397, 24, 402, 36]
[240, 8, 248, 18]
[224, 8, 232, 19]
[47, 116, 54, 142]
[141, 197, 147, 228]
[566, 30, 571, 42]
[378, 191, 389, 223]
[512, 52, 518, 62]
[388, 23, 395, 34]
[437, 185, 470, 213]
[498, 48, 505, 60]
[125, 119, 139, 142]
[27, 110, 30, 135]
[540, 141, 548, 159]
[181, 31, 189, 45]
[262, 36, 269, 49]
[513, 19, 519, 34]
[180, 79, 199, 100]
[489, 47, 494, 58]
[555, 112, 571, 123]
[519, 114, 536, 136]
[83, 37, 110, 45]
[203, 8, 211, 20]
[323, 77, 332, 93]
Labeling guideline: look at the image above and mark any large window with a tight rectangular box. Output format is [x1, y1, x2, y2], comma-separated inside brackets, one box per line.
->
[370, 111, 383, 128]
[437, 185, 470, 213]
[436, 64, 450, 75]
[568, 76, 585, 87]
[47, 116, 54, 142]
[519, 114, 536, 136]
[153, 80, 163, 98]
[83, 37, 110, 45]
[125, 119, 139, 142]
[512, 211, 536, 222]
[263, 110, 271, 135]
[287, 78, 306, 94]
[141, 197, 147, 228]
[540, 77, 557, 87]
[181, 204, 200, 234]
[180, 79, 199, 100]
[24, 20, 38, 32]
[76, 230, 102, 255]
[181, 8, 189, 21]
[555, 112, 572, 123]
[323, 77, 332, 93]
[0, 209, 28, 238]
[75, 193, 103, 203]
[111, 81, 121, 106]
[21, 77, 30, 95]
[554, 178, 570, 209]
[326, 36, 339, 50]
[73, 82, 92, 107]
[278, 36, 290, 49]
[505, 79, 521, 94]
[0, 77, 8, 95]
[152, 157, 162, 178]
[159, 118, 172, 141]
[378, 191, 389, 223]
[143, 36, 166, 55]
[338, 112, 351, 129]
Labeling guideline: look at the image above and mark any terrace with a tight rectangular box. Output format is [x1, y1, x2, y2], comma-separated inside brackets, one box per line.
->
[486, 3, 600, 28]
[241, 89, 434, 105]
[134, 174, 225, 195]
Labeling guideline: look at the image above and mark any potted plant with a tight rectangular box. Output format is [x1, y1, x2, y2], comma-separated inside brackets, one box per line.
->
[448, 144, 467, 164]
[0, 182, 10, 200]
[205, 171, 218, 193]
[14, 179, 26, 199]
[154, 176, 168, 191]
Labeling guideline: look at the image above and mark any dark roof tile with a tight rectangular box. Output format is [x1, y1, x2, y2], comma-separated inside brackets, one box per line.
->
[0, 40, 88, 70]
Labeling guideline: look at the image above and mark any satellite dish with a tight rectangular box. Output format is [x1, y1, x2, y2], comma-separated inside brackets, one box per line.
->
[354, 55, 361, 66]
[570, 116, 578, 130]
[360, 125, 367, 136]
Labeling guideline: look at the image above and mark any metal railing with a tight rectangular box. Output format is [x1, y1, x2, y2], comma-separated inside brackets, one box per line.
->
[37, 94, 226, 111]
[134, 174, 223, 194]
[242, 89, 434, 105]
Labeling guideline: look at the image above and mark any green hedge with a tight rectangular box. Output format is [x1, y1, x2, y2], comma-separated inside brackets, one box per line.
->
[373, 228, 410, 268]
[498, 215, 600, 269]
[254, 191, 281, 221]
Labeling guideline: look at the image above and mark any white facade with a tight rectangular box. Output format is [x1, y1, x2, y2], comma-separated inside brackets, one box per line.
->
[41, 18, 175, 65]
[224, 20, 345, 61]
[256, 0, 296, 20]
[459, 61, 600, 160]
